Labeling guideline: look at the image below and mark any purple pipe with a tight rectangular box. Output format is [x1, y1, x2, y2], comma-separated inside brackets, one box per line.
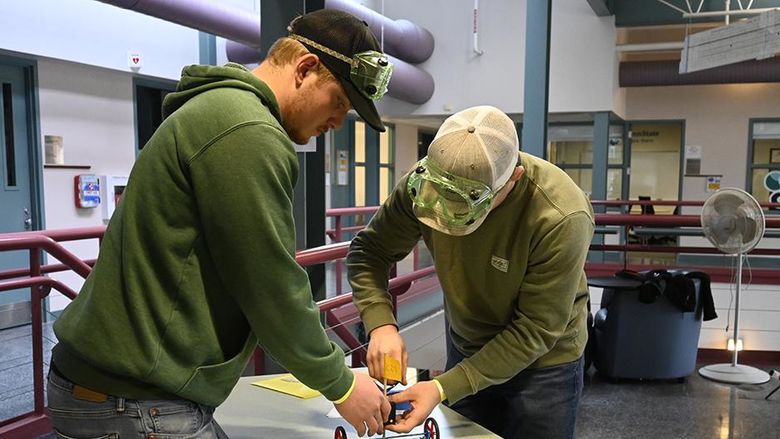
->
[227, 40, 265, 65]
[325, 0, 434, 64]
[97, 0, 261, 48]
[386, 55, 434, 104]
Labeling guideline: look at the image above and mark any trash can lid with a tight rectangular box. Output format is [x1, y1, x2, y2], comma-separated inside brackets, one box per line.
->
[587, 276, 643, 289]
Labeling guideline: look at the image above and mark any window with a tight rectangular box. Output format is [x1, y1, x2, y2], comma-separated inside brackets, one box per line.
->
[547, 124, 624, 199]
[354, 121, 366, 207]
[748, 120, 780, 208]
[379, 125, 394, 203]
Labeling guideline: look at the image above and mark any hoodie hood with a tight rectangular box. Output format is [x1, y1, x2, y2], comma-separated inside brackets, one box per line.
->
[163, 63, 282, 124]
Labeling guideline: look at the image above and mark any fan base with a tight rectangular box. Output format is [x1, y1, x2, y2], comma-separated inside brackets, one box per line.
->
[698, 363, 770, 385]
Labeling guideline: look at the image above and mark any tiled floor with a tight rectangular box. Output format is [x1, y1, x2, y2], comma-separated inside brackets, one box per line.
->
[0, 321, 54, 424]
[3, 317, 779, 439]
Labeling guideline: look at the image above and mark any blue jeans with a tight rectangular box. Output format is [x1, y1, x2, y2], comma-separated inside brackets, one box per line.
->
[47, 368, 228, 439]
[445, 333, 583, 439]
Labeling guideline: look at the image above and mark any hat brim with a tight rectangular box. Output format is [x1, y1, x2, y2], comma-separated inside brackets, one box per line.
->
[339, 77, 386, 132]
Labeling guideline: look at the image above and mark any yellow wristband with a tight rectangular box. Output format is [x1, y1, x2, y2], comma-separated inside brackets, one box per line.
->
[332, 373, 357, 404]
[432, 379, 446, 402]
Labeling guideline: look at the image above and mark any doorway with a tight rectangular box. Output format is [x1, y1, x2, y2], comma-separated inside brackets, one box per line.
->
[0, 61, 39, 328]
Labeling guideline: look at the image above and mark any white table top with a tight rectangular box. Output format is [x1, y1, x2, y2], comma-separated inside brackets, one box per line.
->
[214, 371, 499, 438]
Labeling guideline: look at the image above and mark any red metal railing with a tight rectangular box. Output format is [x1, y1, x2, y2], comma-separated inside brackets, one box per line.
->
[0, 225, 437, 437]
[3, 199, 780, 437]
[0, 229, 105, 438]
[325, 203, 780, 285]
[325, 207, 382, 294]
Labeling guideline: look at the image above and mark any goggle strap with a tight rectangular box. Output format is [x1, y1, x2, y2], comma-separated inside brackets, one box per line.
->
[288, 34, 356, 68]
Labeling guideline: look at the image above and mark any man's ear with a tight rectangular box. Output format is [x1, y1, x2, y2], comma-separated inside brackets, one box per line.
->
[295, 53, 320, 87]
[509, 165, 525, 182]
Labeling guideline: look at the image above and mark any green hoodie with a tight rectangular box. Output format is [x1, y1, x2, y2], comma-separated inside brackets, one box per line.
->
[347, 152, 594, 403]
[52, 63, 352, 407]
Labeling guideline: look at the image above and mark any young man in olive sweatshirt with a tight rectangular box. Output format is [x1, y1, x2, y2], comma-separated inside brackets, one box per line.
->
[48, 10, 392, 438]
[347, 106, 595, 439]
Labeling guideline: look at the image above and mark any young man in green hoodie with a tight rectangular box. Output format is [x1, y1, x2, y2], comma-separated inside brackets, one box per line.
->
[48, 9, 392, 438]
[347, 106, 595, 439]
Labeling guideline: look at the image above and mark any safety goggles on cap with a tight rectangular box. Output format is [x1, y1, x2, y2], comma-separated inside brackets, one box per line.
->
[289, 34, 393, 100]
[407, 157, 497, 229]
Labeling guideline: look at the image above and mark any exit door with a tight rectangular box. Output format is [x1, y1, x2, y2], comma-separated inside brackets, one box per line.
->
[0, 62, 36, 326]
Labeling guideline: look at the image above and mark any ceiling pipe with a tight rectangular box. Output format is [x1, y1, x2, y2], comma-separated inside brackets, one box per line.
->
[386, 55, 435, 105]
[96, 0, 262, 48]
[98, 0, 434, 105]
[226, 40, 264, 65]
[324, 0, 434, 64]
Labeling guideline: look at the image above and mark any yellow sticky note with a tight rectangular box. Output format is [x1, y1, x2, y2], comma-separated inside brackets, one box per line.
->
[252, 374, 321, 399]
[383, 355, 402, 382]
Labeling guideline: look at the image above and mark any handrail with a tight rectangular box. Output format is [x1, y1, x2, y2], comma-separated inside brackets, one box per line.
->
[0, 225, 107, 242]
[591, 199, 780, 209]
[595, 213, 780, 228]
[326, 206, 380, 216]
[0, 235, 93, 279]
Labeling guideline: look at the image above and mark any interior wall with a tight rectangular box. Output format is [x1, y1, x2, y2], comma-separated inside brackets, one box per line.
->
[1, 0, 201, 80]
[394, 123, 419, 184]
[376, 0, 617, 117]
[37, 58, 137, 311]
[624, 83, 780, 201]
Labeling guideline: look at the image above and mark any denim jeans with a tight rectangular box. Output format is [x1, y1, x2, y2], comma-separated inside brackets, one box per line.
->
[445, 332, 583, 439]
[47, 368, 228, 439]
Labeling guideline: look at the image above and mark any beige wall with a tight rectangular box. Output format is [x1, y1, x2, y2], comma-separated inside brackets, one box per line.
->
[624, 83, 780, 202]
[394, 124, 419, 185]
[38, 58, 137, 311]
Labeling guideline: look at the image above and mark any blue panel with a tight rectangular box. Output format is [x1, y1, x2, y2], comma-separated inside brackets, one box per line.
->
[592, 112, 609, 209]
[521, 0, 551, 159]
[199, 32, 217, 65]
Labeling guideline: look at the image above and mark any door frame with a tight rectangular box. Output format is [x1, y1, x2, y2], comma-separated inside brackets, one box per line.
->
[0, 53, 44, 232]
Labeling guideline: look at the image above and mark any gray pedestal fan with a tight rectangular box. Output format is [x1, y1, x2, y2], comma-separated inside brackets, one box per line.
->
[698, 187, 770, 385]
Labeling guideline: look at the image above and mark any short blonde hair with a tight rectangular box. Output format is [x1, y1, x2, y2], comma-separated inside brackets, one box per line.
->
[267, 37, 337, 84]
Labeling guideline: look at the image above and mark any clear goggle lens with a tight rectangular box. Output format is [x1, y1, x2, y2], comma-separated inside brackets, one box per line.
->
[406, 157, 495, 227]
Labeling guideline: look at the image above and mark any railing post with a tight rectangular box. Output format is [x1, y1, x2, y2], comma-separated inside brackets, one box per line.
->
[29, 248, 44, 415]
[335, 216, 343, 295]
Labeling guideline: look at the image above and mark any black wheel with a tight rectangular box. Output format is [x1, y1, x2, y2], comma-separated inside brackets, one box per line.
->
[334, 425, 347, 439]
[423, 417, 439, 439]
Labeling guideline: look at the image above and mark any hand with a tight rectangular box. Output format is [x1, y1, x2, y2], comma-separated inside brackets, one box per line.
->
[385, 381, 441, 434]
[334, 372, 391, 437]
[367, 324, 408, 385]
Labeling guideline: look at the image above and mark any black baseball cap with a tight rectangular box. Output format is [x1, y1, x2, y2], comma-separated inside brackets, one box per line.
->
[288, 9, 387, 132]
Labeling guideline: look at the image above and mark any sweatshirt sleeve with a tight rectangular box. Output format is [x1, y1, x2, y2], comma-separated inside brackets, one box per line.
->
[435, 211, 594, 403]
[347, 176, 422, 334]
[187, 123, 352, 401]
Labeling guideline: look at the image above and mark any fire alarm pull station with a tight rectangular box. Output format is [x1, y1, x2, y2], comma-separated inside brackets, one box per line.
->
[74, 174, 101, 208]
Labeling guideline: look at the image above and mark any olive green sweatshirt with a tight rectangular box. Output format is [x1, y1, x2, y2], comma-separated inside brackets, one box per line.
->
[52, 63, 352, 407]
[347, 152, 594, 403]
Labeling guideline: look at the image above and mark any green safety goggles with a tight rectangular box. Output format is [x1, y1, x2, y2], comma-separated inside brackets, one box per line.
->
[350, 51, 393, 100]
[289, 34, 393, 100]
[406, 157, 497, 228]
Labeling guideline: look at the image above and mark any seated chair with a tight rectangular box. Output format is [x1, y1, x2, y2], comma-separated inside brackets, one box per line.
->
[590, 269, 703, 380]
